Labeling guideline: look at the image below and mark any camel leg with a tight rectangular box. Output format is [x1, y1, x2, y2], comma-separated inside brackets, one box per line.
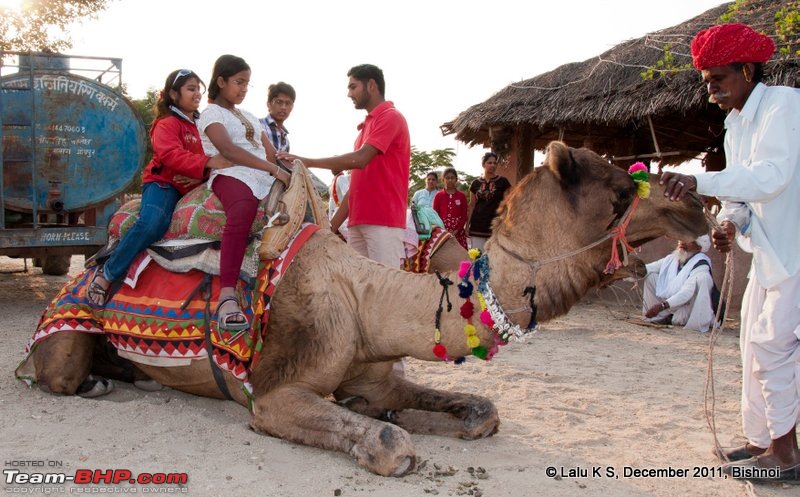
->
[250, 384, 416, 477]
[335, 364, 500, 440]
[33, 333, 96, 395]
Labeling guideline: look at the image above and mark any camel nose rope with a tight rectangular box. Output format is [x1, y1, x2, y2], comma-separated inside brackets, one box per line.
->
[604, 196, 639, 274]
[701, 209, 737, 469]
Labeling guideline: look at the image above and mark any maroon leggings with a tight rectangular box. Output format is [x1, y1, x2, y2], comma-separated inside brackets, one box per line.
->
[212, 175, 259, 288]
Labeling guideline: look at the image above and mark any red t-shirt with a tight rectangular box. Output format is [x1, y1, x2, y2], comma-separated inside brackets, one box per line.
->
[348, 101, 410, 228]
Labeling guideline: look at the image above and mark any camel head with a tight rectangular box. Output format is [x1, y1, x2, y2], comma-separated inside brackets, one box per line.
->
[493, 141, 708, 263]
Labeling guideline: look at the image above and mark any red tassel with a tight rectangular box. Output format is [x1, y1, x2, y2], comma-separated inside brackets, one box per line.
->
[433, 344, 447, 358]
[460, 300, 474, 318]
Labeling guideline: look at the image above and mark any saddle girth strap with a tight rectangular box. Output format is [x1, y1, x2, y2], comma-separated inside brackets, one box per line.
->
[182, 273, 233, 400]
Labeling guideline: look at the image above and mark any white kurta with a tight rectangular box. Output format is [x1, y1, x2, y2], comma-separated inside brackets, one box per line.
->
[199, 104, 275, 200]
[643, 253, 715, 333]
[694, 83, 800, 445]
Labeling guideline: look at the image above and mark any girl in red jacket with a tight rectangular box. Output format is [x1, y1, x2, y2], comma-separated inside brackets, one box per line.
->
[87, 69, 230, 306]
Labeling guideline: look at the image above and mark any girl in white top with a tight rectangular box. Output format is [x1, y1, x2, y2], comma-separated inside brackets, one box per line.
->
[198, 54, 290, 333]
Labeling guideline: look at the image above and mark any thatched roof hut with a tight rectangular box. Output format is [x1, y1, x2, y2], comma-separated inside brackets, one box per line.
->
[442, 0, 800, 176]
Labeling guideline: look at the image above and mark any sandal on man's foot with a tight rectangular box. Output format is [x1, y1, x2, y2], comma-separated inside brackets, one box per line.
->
[216, 296, 250, 334]
[86, 266, 111, 308]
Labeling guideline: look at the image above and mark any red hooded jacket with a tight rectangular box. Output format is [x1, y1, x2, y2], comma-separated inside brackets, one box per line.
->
[141, 112, 208, 195]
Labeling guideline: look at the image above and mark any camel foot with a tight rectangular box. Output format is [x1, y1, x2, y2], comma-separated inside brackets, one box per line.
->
[76, 376, 114, 398]
[459, 398, 500, 440]
[350, 424, 416, 477]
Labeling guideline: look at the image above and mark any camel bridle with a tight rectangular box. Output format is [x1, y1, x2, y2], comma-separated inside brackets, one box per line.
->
[489, 193, 641, 330]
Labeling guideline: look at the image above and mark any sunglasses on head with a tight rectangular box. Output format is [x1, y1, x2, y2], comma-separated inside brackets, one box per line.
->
[171, 69, 193, 88]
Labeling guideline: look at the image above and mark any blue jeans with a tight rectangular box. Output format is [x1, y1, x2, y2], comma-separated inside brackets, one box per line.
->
[103, 182, 181, 282]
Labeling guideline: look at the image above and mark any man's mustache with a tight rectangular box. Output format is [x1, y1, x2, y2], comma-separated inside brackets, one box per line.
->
[709, 91, 731, 103]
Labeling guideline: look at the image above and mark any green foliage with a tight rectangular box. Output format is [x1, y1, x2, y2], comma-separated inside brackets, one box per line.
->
[775, 1, 800, 57]
[640, 44, 693, 80]
[408, 147, 476, 201]
[125, 88, 157, 194]
[0, 0, 112, 52]
[719, 0, 749, 23]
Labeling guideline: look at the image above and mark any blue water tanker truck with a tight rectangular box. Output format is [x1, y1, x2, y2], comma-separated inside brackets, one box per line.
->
[0, 51, 147, 275]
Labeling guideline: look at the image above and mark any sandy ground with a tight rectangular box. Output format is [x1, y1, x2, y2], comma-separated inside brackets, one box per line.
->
[0, 255, 795, 497]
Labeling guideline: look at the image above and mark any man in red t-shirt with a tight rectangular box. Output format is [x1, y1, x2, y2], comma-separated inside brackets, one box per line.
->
[279, 64, 410, 268]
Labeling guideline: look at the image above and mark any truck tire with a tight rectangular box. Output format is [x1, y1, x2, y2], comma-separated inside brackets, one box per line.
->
[41, 255, 72, 276]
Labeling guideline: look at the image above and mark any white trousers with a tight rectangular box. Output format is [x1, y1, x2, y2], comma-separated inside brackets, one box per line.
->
[642, 271, 716, 332]
[348, 224, 405, 269]
[739, 270, 800, 447]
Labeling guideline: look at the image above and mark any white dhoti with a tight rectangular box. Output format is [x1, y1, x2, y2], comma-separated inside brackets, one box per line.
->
[642, 267, 716, 332]
[739, 269, 800, 447]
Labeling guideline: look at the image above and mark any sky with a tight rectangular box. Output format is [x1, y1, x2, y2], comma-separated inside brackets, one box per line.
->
[61, 0, 726, 183]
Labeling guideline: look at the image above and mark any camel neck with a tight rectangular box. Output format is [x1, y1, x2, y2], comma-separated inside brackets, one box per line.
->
[486, 234, 596, 323]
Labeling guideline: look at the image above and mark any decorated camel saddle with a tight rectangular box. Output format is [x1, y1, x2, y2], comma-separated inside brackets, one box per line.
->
[104, 160, 328, 280]
[402, 206, 452, 273]
[18, 161, 329, 404]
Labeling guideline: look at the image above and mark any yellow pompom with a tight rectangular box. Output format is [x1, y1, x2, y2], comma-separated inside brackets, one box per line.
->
[635, 180, 651, 199]
[467, 335, 481, 348]
[463, 324, 477, 336]
[477, 293, 487, 309]
[468, 248, 481, 261]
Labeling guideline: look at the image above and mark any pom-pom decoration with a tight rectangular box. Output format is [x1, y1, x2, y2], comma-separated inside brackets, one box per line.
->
[458, 261, 471, 279]
[480, 309, 494, 327]
[460, 300, 475, 318]
[628, 162, 648, 174]
[628, 162, 651, 199]
[636, 181, 651, 199]
[458, 280, 473, 299]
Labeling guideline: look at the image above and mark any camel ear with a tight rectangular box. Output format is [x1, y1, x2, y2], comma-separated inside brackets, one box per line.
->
[545, 141, 580, 186]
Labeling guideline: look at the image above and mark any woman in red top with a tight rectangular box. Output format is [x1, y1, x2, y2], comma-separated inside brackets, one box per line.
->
[87, 69, 230, 306]
[432, 167, 468, 249]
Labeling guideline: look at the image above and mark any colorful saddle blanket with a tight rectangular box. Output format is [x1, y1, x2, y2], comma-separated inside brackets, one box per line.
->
[403, 226, 452, 274]
[17, 224, 320, 407]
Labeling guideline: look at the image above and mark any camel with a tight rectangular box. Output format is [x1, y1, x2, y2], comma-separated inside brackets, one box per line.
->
[19, 142, 708, 477]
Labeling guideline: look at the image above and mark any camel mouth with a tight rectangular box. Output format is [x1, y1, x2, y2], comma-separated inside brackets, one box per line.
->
[629, 236, 656, 248]
[663, 209, 709, 242]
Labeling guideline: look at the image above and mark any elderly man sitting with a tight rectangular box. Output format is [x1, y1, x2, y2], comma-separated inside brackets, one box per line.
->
[642, 235, 715, 332]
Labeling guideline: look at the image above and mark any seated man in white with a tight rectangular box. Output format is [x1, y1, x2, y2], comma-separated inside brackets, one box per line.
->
[642, 235, 715, 332]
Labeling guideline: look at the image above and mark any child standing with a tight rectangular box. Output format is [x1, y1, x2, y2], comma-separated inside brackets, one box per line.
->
[199, 54, 290, 332]
[87, 69, 230, 307]
[433, 167, 468, 249]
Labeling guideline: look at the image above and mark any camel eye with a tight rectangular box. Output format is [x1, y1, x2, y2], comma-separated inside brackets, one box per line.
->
[618, 189, 631, 201]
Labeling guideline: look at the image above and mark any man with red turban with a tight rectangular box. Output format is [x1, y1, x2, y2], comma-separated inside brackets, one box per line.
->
[662, 23, 800, 482]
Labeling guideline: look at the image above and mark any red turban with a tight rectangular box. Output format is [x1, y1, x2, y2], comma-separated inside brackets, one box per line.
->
[691, 23, 775, 70]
